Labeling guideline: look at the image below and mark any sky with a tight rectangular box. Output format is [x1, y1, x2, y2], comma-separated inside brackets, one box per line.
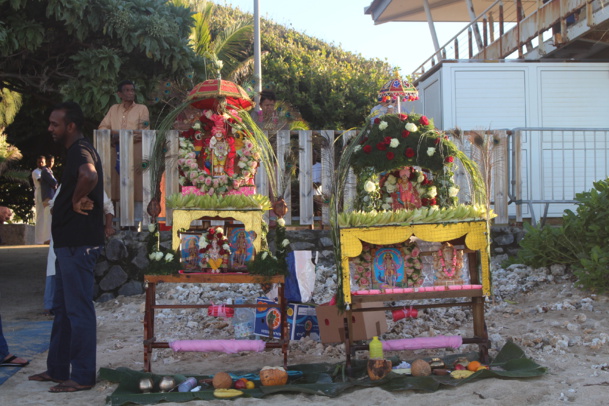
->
[214, 0, 465, 76]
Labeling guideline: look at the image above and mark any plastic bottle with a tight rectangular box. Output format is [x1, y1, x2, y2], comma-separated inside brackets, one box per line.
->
[233, 298, 256, 339]
[178, 377, 198, 392]
[369, 336, 384, 359]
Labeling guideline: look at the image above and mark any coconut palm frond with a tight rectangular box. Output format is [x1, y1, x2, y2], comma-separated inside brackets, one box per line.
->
[329, 126, 366, 309]
[236, 110, 278, 197]
[145, 99, 194, 200]
[1, 169, 30, 184]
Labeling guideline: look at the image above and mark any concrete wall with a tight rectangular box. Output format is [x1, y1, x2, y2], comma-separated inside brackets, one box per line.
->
[94, 226, 523, 301]
[0, 224, 35, 245]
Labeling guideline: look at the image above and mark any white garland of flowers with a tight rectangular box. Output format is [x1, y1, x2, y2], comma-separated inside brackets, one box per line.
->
[177, 136, 260, 195]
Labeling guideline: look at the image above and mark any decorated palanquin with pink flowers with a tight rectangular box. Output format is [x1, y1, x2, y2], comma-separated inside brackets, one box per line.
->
[160, 79, 277, 275]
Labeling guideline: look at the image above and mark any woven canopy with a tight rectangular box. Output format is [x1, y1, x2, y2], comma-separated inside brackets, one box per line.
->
[187, 79, 254, 111]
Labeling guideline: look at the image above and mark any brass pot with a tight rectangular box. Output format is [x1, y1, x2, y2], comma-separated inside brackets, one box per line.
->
[158, 376, 176, 392]
[139, 377, 154, 393]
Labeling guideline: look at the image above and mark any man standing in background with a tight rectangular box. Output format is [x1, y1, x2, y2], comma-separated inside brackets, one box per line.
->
[98, 80, 149, 224]
[29, 101, 104, 392]
[31, 155, 49, 244]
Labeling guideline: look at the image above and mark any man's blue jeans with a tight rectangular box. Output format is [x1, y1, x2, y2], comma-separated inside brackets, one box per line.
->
[0, 314, 9, 361]
[47, 246, 100, 386]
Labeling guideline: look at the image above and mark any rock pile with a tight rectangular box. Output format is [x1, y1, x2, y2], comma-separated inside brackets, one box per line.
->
[95, 257, 608, 368]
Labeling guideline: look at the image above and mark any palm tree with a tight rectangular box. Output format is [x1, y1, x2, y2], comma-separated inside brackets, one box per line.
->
[173, 0, 255, 81]
[0, 133, 29, 183]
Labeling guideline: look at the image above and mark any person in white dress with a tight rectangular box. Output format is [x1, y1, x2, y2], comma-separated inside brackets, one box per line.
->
[32, 155, 50, 244]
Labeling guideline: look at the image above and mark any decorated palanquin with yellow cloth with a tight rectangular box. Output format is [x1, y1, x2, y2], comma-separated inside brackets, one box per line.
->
[339, 221, 491, 305]
[334, 112, 493, 307]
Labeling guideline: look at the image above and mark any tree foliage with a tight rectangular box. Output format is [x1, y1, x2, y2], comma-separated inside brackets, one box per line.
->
[0, 0, 204, 121]
[517, 178, 609, 293]
[210, 5, 394, 129]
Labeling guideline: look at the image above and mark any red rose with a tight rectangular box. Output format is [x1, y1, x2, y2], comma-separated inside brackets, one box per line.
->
[217, 233, 223, 239]
[398, 113, 408, 121]
[386, 151, 395, 160]
[419, 116, 429, 125]
[402, 130, 410, 138]
[209, 228, 216, 235]
[429, 198, 437, 205]
[409, 171, 417, 181]
[445, 156, 454, 163]
[421, 198, 429, 206]
[434, 137, 441, 145]
[383, 136, 392, 144]
[363, 145, 373, 153]
[359, 136, 368, 145]
[374, 118, 381, 124]
[405, 147, 415, 158]
[376, 142, 387, 151]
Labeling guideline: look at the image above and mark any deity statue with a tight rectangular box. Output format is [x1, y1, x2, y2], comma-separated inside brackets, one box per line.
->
[210, 128, 229, 177]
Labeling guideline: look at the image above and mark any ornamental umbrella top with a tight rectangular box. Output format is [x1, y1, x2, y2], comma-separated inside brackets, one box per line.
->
[378, 70, 419, 104]
[187, 79, 254, 112]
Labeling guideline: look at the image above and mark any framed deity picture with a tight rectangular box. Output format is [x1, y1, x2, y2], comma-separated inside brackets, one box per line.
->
[349, 241, 423, 290]
[227, 226, 256, 270]
[179, 232, 203, 271]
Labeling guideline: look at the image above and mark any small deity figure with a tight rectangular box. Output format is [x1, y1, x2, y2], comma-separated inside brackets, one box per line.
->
[210, 128, 229, 177]
[205, 238, 224, 273]
[433, 242, 464, 286]
[392, 167, 421, 210]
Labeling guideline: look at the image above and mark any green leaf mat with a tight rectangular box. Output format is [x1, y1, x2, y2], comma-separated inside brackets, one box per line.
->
[101, 341, 546, 405]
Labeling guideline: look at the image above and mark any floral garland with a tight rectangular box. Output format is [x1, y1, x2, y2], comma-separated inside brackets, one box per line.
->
[177, 109, 261, 196]
[198, 226, 231, 256]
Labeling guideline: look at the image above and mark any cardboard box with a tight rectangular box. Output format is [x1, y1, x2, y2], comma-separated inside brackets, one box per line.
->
[288, 303, 320, 341]
[254, 298, 320, 341]
[315, 302, 388, 343]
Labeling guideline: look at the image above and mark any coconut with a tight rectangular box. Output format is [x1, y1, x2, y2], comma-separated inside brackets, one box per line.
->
[411, 359, 432, 377]
[212, 372, 233, 389]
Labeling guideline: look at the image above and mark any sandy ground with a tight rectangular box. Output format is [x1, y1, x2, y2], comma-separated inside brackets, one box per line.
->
[1, 245, 609, 405]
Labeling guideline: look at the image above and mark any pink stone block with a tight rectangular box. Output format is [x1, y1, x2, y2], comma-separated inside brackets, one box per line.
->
[448, 285, 463, 290]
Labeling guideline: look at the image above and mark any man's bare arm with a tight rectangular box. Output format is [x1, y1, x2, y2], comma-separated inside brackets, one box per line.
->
[72, 163, 98, 215]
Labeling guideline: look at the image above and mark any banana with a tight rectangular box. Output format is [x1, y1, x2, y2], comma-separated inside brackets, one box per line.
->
[450, 370, 475, 379]
[213, 389, 244, 398]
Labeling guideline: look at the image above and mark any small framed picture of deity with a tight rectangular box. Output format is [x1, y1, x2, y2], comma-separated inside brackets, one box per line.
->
[227, 226, 256, 270]
[179, 232, 203, 271]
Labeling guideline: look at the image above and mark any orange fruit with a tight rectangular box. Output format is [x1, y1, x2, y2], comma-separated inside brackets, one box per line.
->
[467, 361, 482, 371]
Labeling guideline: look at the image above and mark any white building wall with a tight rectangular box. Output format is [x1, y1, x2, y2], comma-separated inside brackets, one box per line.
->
[416, 61, 609, 220]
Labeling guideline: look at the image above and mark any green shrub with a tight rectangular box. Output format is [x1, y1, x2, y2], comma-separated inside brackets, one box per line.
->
[517, 177, 609, 292]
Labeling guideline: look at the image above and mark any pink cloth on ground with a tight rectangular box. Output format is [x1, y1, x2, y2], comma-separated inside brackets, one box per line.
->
[382, 335, 463, 351]
[169, 339, 266, 353]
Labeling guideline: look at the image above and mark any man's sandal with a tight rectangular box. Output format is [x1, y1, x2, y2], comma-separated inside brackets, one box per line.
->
[49, 380, 93, 393]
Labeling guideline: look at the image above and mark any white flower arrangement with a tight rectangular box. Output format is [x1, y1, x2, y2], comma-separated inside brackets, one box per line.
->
[449, 186, 460, 197]
[427, 147, 436, 156]
[389, 138, 400, 148]
[364, 180, 376, 193]
[378, 121, 388, 130]
[405, 122, 418, 132]
[277, 218, 286, 227]
[281, 239, 290, 248]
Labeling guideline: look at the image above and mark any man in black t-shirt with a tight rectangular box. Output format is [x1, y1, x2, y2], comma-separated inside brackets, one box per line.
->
[28, 102, 104, 393]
